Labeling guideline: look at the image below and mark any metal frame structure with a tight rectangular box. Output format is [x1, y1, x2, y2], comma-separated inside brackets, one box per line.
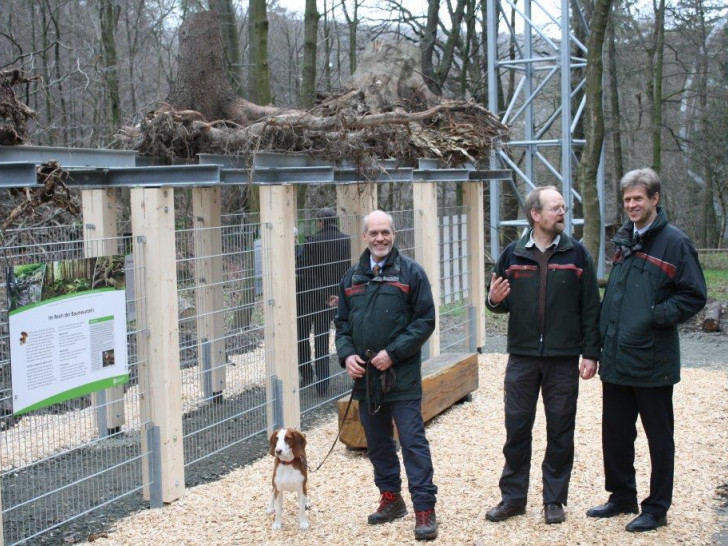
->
[487, 0, 606, 276]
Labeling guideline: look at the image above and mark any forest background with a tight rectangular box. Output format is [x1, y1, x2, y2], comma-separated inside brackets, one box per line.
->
[1, 0, 728, 252]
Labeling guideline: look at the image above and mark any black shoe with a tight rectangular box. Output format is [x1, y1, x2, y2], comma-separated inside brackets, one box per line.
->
[586, 500, 639, 518]
[544, 503, 565, 524]
[368, 491, 407, 524]
[486, 501, 526, 522]
[414, 508, 438, 541]
[626, 512, 667, 532]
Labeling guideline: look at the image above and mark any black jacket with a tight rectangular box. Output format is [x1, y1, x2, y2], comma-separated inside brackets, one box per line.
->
[599, 207, 706, 386]
[335, 247, 435, 401]
[296, 224, 351, 309]
[486, 230, 601, 360]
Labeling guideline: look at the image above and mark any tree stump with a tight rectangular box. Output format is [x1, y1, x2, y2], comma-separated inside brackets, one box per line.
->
[702, 301, 721, 332]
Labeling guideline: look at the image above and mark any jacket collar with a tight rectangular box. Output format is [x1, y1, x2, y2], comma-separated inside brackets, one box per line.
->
[515, 229, 573, 254]
[358, 246, 401, 276]
[613, 206, 668, 248]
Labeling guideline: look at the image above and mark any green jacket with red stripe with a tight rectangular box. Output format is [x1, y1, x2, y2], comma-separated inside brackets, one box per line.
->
[599, 207, 706, 386]
[335, 246, 435, 401]
[486, 230, 601, 360]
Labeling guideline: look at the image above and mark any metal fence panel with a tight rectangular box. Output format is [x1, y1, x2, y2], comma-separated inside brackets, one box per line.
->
[0, 228, 150, 545]
[439, 206, 473, 353]
[175, 217, 273, 467]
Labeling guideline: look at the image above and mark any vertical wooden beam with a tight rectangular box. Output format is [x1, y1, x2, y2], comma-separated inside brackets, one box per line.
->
[82, 189, 126, 434]
[259, 185, 300, 430]
[413, 182, 441, 357]
[131, 187, 185, 503]
[192, 188, 226, 400]
[336, 183, 377, 261]
[463, 181, 486, 351]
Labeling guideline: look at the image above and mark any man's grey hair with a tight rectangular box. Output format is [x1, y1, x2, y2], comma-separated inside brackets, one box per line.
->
[524, 185, 559, 227]
[620, 168, 661, 198]
[362, 210, 396, 233]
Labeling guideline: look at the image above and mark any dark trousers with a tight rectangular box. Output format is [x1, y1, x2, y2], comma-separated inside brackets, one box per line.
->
[359, 399, 438, 511]
[602, 382, 674, 516]
[499, 354, 579, 507]
[297, 301, 333, 393]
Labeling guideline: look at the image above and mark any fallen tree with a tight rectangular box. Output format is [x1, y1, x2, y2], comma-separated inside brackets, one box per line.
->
[0, 69, 40, 146]
[113, 11, 508, 168]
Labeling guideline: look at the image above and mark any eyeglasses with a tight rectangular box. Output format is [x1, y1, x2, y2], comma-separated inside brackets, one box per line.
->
[547, 205, 568, 214]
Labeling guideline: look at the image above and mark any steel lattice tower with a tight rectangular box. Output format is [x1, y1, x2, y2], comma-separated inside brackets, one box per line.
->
[486, 0, 605, 276]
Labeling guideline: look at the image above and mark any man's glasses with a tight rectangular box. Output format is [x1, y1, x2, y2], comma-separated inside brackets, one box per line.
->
[547, 205, 568, 214]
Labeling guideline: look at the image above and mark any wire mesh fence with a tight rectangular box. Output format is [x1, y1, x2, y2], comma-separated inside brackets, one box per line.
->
[175, 217, 273, 468]
[0, 228, 150, 545]
[439, 206, 474, 353]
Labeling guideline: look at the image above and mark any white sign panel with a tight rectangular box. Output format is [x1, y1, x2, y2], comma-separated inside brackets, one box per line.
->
[8, 276, 129, 415]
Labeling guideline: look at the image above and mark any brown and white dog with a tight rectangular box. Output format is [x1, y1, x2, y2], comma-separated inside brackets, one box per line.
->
[266, 427, 309, 530]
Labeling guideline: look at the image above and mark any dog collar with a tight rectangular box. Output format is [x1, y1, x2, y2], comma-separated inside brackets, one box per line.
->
[279, 457, 301, 466]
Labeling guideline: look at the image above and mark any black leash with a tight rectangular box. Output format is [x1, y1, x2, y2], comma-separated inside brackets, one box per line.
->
[308, 387, 355, 473]
[308, 350, 396, 473]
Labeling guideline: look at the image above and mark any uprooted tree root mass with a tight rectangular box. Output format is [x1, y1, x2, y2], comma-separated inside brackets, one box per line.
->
[112, 13, 509, 169]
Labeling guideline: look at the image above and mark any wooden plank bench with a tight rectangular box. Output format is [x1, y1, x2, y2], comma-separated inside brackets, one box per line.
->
[336, 352, 479, 449]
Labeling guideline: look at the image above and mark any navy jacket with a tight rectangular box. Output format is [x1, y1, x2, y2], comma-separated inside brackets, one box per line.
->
[335, 247, 435, 401]
[600, 207, 706, 386]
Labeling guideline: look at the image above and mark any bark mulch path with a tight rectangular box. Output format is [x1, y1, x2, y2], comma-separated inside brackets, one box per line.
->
[95, 354, 728, 545]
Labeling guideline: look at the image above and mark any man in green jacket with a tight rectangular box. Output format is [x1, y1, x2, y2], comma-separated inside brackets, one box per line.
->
[485, 186, 600, 525]
[587, 168, 706, 532]
[335, 210, 438, 541]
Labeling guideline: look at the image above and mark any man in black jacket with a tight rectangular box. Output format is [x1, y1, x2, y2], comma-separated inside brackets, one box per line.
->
[335, 210, 438, 541]
[587, 168, 706, 532]
[296, 208, 351, 395]
[485, 186, 600, 525]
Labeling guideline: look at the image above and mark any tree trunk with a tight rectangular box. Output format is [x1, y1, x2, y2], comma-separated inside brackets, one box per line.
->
[301, 0, 319, 109]
[421, 0, 441, 95]
[607, 12, 624, 224]
[576, 0, 614, 261]
[650, 0, 665, 173]
[341, 0, 360, 75]
[702, 301, 721, 332]
[100, 0, 121, 131]
[167, 11, 235, 120]
[248, 0, 272, 105]
[210, 0, 244, 96]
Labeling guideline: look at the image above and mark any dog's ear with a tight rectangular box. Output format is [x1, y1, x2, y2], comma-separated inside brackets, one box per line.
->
[268, 429, 278, 456]
[292, 430, 306, 457]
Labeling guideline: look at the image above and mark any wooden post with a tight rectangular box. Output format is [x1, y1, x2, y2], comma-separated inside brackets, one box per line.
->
[413, 182, 441, 357]
[131, 187, 185, 503]
[336, 182, 377, 261]
[192, 188, 226, 400]
[463, 181, 486, 351]
[82, 189, 126, 435]
[259, 185, 300, 431]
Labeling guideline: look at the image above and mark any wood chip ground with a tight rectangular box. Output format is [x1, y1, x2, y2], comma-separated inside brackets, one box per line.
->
[96, 354, 728, 545]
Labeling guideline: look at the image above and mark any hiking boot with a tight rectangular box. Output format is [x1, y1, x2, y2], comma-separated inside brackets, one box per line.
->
[414, 508, 438, 541]
[367, 491, 407, 524]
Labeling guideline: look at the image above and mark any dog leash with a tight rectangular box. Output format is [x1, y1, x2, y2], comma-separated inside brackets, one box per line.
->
[307, 386, 355, 473]
[308, 350, 394, 473]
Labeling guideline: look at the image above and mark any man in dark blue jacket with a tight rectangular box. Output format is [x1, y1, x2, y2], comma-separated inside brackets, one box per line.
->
[485, 186, 600, 525]
[587, 168, 706, 532]
[335, 210, 438, 541]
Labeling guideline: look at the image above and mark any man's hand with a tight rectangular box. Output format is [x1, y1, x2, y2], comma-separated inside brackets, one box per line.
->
[489, 272, 510, 305]
[345, 354, 366, 379]
[371, 349, 393, 371]
[327, 295, 339, 308]
[579, 358, 598, 380]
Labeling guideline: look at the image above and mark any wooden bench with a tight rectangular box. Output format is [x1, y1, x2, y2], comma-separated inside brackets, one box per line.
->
[336, 352, 479, 448]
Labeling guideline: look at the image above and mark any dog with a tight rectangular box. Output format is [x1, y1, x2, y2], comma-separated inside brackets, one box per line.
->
[266, 427, 309, 530]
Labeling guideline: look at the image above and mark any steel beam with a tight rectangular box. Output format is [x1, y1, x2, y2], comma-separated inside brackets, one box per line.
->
[0, 145, 135, 167]
[0, 162, 38, 187]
